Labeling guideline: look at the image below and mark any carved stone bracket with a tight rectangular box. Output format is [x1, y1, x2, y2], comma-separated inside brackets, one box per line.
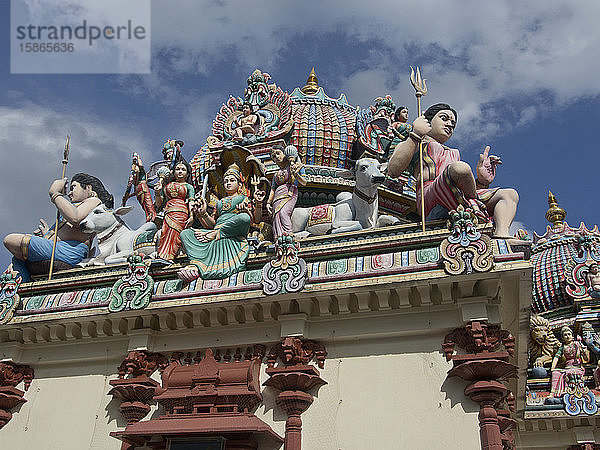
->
[267, 336, 327, 369]
[262, 236, 308, 295]
[440, 206, 494, 275]
[442, 321, 517, 450]
[442, 320, 515, 363]
[0, 361, 34, 429]
[108, 350, 168, 423]
[108, 253, 154, 313]
[264, 337, 327, 450]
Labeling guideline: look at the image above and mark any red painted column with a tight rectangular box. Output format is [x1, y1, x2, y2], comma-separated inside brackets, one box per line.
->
[465, 380, 508, 450]
[277, 390, 314, 450]
[264, 337, 327, 450]
[443, 321, 518, 450]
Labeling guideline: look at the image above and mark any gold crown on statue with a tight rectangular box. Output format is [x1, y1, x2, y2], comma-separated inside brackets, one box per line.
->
[224, 163, 243, 181]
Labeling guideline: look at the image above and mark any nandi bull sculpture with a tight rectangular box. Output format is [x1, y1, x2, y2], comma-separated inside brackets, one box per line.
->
[291, 157, 399, 238]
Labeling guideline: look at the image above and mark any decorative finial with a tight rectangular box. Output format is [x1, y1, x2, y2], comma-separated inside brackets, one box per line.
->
[545, 191, 566, 228]
[301, 67, 319, 95]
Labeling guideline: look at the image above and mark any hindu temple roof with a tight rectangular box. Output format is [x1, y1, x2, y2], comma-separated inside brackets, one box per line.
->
[531, 193, 600, 313]
[290, 69, 356, 169]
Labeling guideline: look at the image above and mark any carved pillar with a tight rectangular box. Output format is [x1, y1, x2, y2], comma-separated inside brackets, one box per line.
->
[442, 320, 517, 450]
[264, 337, 327, 450]
[0, 361, 34, 429]
[496, 392, 516, 450]
[108, 350, 168, 423]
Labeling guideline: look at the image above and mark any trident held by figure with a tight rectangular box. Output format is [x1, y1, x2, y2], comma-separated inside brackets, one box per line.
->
[410, 66, 428, 233]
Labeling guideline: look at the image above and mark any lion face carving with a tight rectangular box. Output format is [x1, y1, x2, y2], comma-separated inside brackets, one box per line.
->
[529, 315, 561, 368]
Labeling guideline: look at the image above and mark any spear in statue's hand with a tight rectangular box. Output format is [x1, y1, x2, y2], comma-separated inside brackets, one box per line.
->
[410, 66, 428, 233]
[48, 135, 70, 281]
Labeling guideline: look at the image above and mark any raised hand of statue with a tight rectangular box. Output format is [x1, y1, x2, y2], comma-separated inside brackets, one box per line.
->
[290, 160, 303, 175]
[476, 146, 502, 188]
[412, 115, 431, 139]
[193, 196, 207, 218]
[253, 188, 266, 205]
[49, 178, 68, 197]
[33, 218, 50, 237]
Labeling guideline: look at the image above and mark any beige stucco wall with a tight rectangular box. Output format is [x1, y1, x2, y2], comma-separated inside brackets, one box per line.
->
[1, 361, 124, 450]
[256, 333, 481, 450]
[1, 333, 480, 450]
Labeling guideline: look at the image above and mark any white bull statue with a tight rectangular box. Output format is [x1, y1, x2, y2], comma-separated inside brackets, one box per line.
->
[291, 158, 399, 238]
[79, 205, 157, 265]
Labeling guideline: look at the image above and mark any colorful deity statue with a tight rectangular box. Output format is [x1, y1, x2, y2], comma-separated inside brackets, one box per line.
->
[232, 102, 260, 145]
[356, 95, 411, 161]
[153, 159, 195, 262]
[390, 106, 412, 141]
[268, 144, 307, 238]
[548, 326, 589, 399]
[388, 103, 523, 242]
[585, 263, 600, 298]
[244, 69, 274, 109]
[121, 152, 157, 223]
[3, 173, 113, 281]
[582, 322, 600, 388]
[248, 176, 273, 249]
[177, 163, 260, 281]
[201, 70, 292, 151]
[0, 265, 22, 324]
[142, 139, 184, 191]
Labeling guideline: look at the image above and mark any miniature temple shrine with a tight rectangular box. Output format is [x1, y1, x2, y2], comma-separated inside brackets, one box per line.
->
[0, 69, 598, 449]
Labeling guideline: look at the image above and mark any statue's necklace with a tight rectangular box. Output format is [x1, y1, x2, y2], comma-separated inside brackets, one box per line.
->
[168, 182, 183, 198]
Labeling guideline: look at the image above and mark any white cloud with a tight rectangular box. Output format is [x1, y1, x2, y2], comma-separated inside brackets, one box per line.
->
[136, 1, 600, 144]
[0, 103, 152, 267]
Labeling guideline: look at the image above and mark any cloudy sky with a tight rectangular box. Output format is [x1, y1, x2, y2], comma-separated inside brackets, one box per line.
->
[1, 0, 600, 268]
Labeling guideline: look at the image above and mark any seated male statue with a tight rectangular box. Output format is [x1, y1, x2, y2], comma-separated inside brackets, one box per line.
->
[388, 103, 521, 242]
[4, 173, 113, 281]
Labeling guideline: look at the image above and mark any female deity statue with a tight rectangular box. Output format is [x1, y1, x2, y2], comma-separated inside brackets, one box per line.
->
[549, 326, 590, 398]
[267, 144, 307, 238]
[154, 159, 195, 261]
[4, 173, 113, 281]
[178, 163, 259, 281]
[390, 106, 412, 141]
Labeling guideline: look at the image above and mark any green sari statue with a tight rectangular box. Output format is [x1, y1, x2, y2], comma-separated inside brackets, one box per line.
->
[178, 164, 252, 281]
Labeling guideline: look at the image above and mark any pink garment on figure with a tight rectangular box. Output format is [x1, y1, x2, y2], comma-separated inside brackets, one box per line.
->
[550, 341, 586, 397]
[416, 140, 495, 218]
[271, 165, 303, 238]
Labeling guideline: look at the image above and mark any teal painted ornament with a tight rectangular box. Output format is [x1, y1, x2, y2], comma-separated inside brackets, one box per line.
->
[24, 295, 45, 310]
[326, 259, 347, 275]
[416, 247, 439, 264]
[92, 287, 111, 303]
[163, 279, 182, 294]
[109, 253, 154, 313]
[244, 270, 262, 284]
[0, 266, 22, 324]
